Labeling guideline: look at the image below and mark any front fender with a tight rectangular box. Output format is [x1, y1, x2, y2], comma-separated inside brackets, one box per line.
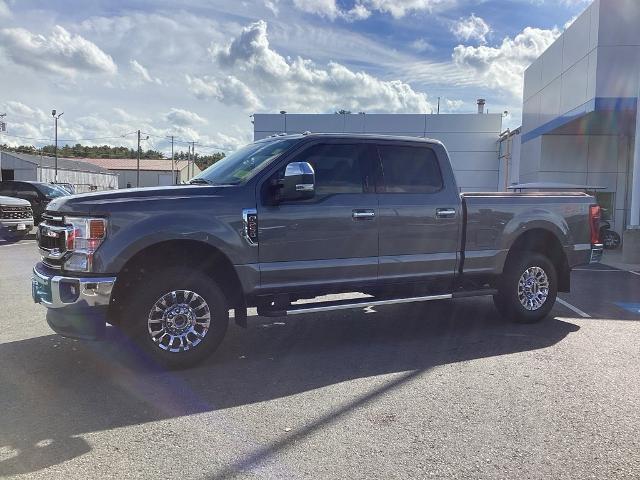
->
[92, 210, 251, 273]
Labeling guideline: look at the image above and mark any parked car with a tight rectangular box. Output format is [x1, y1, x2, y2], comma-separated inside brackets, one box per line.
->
[0, 180, 69, 224]
[0, 195, 34, 240]
[32, 134, 604, 368]
[52, 183, 76, 195]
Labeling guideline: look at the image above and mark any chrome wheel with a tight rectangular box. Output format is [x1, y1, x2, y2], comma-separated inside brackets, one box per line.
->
[147, 290, 211, 353]
[518, 266, 550, 311]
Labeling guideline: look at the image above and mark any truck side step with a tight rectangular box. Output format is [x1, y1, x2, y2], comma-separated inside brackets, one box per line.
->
[259, 293, 453, 317]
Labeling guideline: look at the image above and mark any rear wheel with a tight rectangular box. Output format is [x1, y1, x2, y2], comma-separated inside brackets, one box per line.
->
[122, 267, 229, 368]
[494, 252, 557, 324]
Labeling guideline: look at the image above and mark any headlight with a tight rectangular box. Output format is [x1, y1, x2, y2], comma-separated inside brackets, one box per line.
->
[64, 217, 107, 272]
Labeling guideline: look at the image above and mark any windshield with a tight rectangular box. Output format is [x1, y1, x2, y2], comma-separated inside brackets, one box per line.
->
[193, 138, 299, 185]
[36, 183, 69, 198]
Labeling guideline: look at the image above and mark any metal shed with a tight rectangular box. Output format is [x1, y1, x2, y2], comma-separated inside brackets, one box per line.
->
[0, 151, 119, 192]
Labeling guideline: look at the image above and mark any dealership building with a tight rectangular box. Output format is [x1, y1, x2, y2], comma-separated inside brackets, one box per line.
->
[254, 112, 503, 192]
[519, 0, 640, 259]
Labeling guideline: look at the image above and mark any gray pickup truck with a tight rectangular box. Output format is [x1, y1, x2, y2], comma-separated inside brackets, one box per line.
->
[1, 195, 34, 240]
[32, 134, 603, 367]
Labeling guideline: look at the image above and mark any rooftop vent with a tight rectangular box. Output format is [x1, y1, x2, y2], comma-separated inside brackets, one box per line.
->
[477, 99, 486, 114]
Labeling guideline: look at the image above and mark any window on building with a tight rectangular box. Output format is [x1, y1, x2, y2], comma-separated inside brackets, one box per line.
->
[378, 145, 443, 193]
[1, 169, 14, 181]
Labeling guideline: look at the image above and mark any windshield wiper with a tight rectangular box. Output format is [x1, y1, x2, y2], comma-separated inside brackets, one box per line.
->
[189, 178, 211, 185]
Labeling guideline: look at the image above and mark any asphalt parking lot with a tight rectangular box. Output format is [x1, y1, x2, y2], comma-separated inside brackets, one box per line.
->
[0, 237, 639, 479]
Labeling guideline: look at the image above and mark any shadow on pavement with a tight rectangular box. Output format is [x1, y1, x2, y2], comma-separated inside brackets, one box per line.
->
[0, 298, 579, 476]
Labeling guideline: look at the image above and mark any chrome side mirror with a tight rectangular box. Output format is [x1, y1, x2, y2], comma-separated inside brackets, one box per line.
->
[280, 161, 315, 201]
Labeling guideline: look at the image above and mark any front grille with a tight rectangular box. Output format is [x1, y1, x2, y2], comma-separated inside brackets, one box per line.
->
[41, 212, 65, 226]
[0, 206, 32, 220]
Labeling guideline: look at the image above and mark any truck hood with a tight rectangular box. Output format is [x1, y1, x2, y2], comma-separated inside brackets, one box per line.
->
[0, 195, 31, 207]
[46, 185, 234, 215]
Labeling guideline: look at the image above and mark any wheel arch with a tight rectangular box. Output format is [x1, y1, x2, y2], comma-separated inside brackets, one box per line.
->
[505, 228, 570, 292]
[109, 239, 246, 326]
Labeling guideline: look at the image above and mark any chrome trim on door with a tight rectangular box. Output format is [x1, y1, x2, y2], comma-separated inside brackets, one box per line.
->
[352, 210, 376, 220]
[435, 208, 457, 219]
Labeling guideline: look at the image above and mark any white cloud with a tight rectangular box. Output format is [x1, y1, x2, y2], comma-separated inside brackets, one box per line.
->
[360, 0, 455, 18]
[265, 0, 279, 15]
[451, 14, 491, 44]
[2, 101, 49, 122]
[292, 0, 340, 19]
[186, 75, 262, 110]
[164, 108, 208, 126]
[205, 20, 433, 113]
[130, 59, 162, 84]
[452, 26, 561, 98]
[410, 38, 433, 53]
[0, 25, 117, 77]
[289, 0, 451, 20]
[0, 0, 10, 18]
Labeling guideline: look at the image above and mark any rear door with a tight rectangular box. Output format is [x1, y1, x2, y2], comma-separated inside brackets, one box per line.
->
[376, 142, 461, 292]
[257, 141, 379, 292]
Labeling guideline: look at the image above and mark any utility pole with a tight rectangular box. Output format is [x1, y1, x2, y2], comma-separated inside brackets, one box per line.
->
[190, 141, 196, 179]
[136, 129, 141, 188]
[135, 131, 150, 188]
[437, 97, 441, 115]
[52, 110, 63, 183]
[170, 135, 175, 184]
[0, 113, 5, 178]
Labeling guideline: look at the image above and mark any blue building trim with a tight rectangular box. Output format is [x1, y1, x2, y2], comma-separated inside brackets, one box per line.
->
[522, 97, 638, 144]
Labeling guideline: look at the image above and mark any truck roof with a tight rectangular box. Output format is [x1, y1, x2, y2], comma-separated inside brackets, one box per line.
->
[259, 133, 445, 147]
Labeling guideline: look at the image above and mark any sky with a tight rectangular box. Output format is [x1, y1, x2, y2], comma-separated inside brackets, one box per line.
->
[0, 0, 590, 155]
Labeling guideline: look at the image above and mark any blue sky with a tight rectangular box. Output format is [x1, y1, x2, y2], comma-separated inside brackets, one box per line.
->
[0, 0, 590, 154]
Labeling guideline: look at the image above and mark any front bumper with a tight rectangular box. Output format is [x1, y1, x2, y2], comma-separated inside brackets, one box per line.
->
[32, 262, 116, 340]
[1, 218, 34, 230]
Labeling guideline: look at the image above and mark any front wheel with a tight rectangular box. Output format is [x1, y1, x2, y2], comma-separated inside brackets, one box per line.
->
[122, 267, 229, 369]
[494, 252, 558, 324]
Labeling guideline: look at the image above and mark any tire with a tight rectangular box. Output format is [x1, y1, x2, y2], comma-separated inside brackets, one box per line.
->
[494, 252, 558, 324]
[122, 267, 229, 369]
[602, 230, 621, 250]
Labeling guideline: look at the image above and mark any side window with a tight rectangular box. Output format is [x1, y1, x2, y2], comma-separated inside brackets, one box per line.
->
[15, 184, 38, 198]
[378, 145, 443, 194]
[292, 143, 368, 196]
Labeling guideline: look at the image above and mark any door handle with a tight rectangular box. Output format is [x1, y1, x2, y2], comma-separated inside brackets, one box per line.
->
[352, 209, 376, 220]
[436, 208, 457, 219]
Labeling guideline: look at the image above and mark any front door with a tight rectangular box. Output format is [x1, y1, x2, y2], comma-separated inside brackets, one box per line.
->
[257, 141, 379, 292]
[376, 142, 461, 293]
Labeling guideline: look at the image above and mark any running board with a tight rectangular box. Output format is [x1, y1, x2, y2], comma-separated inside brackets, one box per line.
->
[260, 293, 453, 317]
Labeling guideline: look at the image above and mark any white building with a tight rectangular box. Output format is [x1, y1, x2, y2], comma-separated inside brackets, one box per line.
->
[520, 0, 640, 251]
[254, 112, 503, 192]
[0, 151, 119, 192]
[79, 158, 202, 189]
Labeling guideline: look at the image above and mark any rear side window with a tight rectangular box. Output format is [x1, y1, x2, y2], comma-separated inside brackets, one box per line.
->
[378, 145, 443, 194]
[292, 143, 369, 196]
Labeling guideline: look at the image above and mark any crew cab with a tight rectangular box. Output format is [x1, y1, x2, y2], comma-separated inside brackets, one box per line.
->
[32, 134, 603, 368]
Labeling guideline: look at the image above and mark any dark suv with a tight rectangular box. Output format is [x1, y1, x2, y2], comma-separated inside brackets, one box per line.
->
[0, 181, 68, 224]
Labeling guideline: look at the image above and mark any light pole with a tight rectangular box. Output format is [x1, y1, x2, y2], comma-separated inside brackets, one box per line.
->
[0, 114, 6, 177]
[136, 130, 149, 188]
[52, 110, 63, 183]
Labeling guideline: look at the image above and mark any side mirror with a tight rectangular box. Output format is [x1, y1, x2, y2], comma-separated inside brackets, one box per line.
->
[279, 162, 315, 201]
